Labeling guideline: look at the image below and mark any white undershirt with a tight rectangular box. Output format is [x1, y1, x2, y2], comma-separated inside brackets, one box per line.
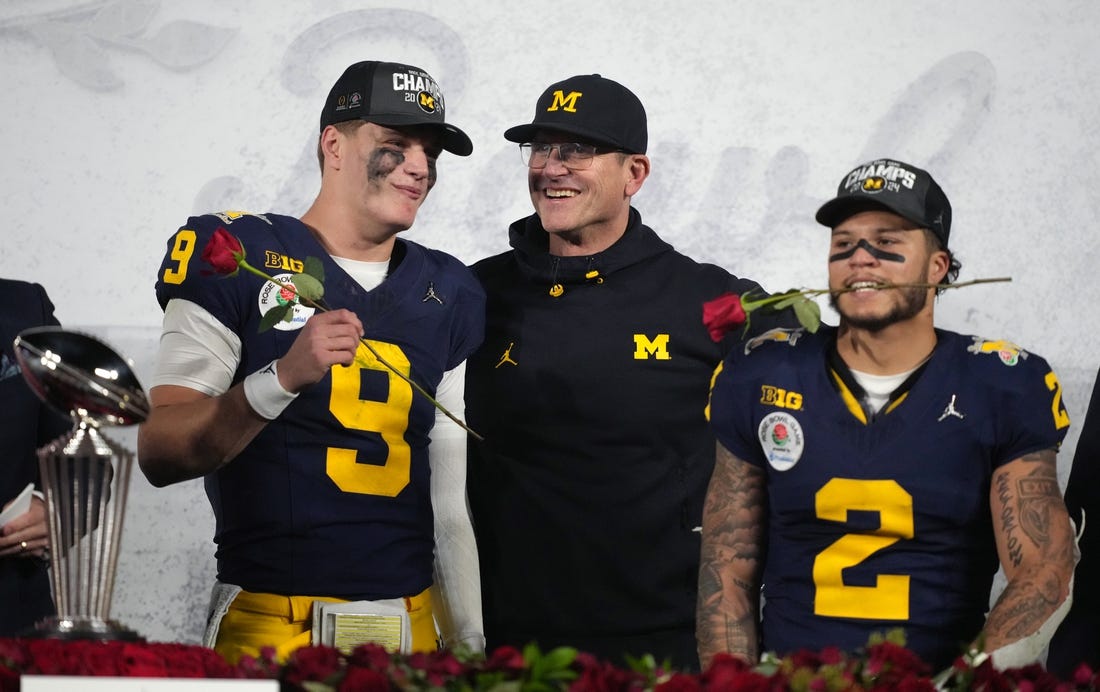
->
[849, 369, 913, 413]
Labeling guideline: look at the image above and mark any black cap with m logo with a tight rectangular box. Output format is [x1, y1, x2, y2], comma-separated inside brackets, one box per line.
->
[503, 74, 647, 154]
[319, 60, 472, 156]
[815, 158, 952, 247]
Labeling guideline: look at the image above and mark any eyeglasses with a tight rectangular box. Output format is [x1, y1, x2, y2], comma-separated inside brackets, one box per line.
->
[519, 142, 624, 170]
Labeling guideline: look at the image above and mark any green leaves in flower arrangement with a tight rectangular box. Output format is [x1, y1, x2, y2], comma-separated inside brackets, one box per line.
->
[624, 652, 676, 688]
[521, 642, 579, 692]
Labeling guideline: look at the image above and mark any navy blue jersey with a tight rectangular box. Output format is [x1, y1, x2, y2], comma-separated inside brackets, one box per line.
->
[155, 212, 485, 599]
[708, 326, 1069, 668]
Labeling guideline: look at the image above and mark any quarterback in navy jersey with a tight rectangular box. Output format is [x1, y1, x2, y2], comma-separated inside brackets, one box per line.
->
[138, 61, 485, 663]
[698, 159, 1075, 671]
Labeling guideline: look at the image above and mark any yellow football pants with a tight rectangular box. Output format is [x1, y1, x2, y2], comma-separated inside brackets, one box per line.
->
[213, 587, 437, 664]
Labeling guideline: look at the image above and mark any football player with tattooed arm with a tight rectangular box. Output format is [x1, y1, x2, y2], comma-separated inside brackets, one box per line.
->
[697, 159, 1076, 671]
[137, 61, 485, 663]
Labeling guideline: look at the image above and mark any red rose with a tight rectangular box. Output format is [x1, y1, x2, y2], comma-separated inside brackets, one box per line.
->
[1073, 662, 1098, 687]
[346, 643, 393, 671]
[570, 654, 644, 692]
[700, 654, 769, 691]
[282, 645, 343, 685]
[201, 227, 246, 276]
[119, 642, 169, 677]
[424, 650, 465, 682]
[484, 645, 525, 672]
[864, 641, 929, 682]
[702, 293, 747, 343]
[338, 666, 391, 691]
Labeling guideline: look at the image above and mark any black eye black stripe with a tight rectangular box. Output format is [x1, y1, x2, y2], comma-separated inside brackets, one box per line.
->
[829, 238, 905, 263]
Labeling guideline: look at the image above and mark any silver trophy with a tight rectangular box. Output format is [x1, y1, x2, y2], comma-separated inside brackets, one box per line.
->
[13, 326, 149, 640]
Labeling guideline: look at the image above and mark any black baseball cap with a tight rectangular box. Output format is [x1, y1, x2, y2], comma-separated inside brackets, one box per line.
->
[319, 60, 472, 157]
[815, 158, 952, 246]
[504, 74, 647, 154]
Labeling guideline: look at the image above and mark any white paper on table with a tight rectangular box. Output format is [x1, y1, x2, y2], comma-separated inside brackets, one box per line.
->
[0, 482, 34, 526]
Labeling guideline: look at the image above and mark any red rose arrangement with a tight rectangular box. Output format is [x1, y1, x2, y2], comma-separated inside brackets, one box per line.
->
[1, 637, 1097, 691]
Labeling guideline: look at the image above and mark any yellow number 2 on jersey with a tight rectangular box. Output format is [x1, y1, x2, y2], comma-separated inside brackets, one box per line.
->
[1045, 371, 1071, 431]
[812, 478, 914, 620]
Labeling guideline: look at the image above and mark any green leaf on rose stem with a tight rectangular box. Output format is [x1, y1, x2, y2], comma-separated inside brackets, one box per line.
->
[258, 303, 292, 332]
[793, 297, 821, 333]
[302, 256, 326, 285]
[281, 308, 295, 323]
[290, 272, 324, 302]
[769, 295, 804, 311]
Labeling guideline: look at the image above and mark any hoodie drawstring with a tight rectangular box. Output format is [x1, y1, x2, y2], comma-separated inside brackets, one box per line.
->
[548, 256, 602, 297]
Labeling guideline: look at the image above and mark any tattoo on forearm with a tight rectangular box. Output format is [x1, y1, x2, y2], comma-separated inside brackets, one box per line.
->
[995, 472, 1024, 568]
[697, 444, 766, 665]
[984, 571, 1062, 645]
[983, 449, 1074, 651]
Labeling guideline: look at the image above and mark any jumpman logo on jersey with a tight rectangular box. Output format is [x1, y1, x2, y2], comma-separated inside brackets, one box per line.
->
[495, 342, 518, 368]
[937, 394, 966, 421]
[259, 362, 276, 376]
[422, 282, 443, 304]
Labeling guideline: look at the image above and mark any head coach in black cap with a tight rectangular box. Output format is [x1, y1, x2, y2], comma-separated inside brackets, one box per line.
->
[464, 73, 792, 671]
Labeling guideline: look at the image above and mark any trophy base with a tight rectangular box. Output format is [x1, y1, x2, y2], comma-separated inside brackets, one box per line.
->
[23, 616, 144, 641]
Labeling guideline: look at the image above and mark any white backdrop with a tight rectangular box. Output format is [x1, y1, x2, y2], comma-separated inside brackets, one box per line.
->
[1, 0, 1098, 644]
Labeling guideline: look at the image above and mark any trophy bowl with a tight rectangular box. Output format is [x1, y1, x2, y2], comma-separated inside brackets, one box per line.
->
[13, 326, 149, 426]
[13, 326, 147, 640]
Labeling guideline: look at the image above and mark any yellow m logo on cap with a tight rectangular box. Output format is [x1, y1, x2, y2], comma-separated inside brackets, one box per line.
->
[548, 90, 582, 113]
[419, 92, 436, 111]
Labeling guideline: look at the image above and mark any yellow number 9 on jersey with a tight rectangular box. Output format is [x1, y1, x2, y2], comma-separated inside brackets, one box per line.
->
[327, 340, 413, 497]
[163, 229, 197, 285]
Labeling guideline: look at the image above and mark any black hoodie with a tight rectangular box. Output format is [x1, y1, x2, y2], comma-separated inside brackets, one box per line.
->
[465, 208, 782, 669]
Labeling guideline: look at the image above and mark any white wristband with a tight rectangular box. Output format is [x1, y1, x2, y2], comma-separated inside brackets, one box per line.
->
[243, 360, 298, 420]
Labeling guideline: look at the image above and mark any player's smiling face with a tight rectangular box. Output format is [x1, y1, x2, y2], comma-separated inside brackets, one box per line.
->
[526, 131, 635, 243]
[827, 210, 947, 332]
[350, 123, 442, 232]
